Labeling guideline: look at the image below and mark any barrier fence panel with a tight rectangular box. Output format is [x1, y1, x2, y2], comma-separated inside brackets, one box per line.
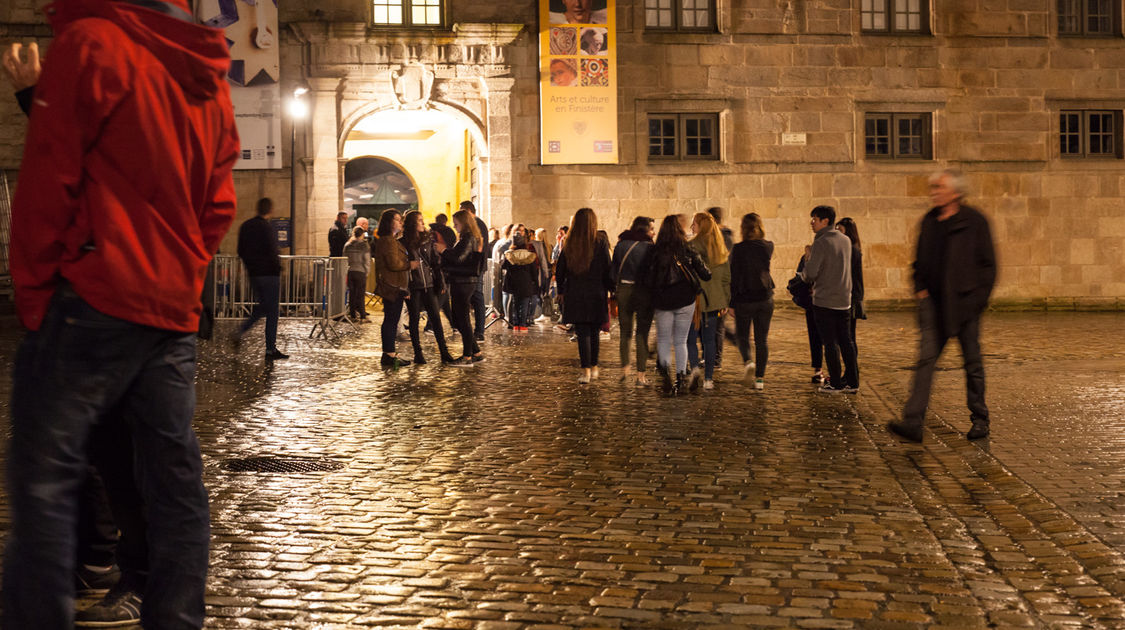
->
[210, 255, 354, 340]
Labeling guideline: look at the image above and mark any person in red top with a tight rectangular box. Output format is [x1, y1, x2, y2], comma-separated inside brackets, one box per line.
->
[2, 0, 239, 628]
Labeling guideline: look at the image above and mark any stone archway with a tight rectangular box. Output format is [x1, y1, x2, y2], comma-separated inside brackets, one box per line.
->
[341, 107, 485, 224]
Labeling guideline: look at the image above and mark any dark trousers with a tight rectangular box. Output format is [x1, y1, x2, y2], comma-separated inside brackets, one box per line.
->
[407, 288, 452, 361]
[734, 298, 774, 379]
[347, 270, 366, 319]
[451, 283, 482, 357]
[240, 274, 280, 352]
[574, 322, 601, 368]
[511, 295, 533, 327]
[686, 310, 720, 380]
[471, 279, 486, 338]
[616, 283, 653, 373]
[4, 287, 209, 630]
[76, 469, 118, 569]
[804, 307, 823, 370]
[903, 298, 989, 428]
[813, 306, 859, 388]
[85, 418, 148, 589]
[381, 294, 405, 355]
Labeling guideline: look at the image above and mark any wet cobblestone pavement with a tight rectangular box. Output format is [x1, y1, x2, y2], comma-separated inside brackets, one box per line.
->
[1, 307, 1124, 628]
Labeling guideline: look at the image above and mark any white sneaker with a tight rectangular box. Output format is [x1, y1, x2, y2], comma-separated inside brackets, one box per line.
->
[578, 373, 590, 384]
[743, 361, 755, 377]
[702, 379, 714, 390]
[754, 378, 764, 390]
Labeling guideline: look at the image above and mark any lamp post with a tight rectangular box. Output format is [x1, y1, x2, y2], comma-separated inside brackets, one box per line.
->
[288, 86, 309, 254]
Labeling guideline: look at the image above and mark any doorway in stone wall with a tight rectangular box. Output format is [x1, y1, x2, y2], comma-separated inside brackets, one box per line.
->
[343, 157, 418, 230]
[342, 108, 483, 227]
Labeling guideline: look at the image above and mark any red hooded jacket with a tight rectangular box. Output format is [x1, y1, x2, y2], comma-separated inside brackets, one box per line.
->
[10, 0, 239, 332]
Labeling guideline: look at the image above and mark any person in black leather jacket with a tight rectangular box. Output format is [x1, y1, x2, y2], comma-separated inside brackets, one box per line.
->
[642, 214, 711, 395]
[437, 210, 484, 365]
[401, 211, 456, 365]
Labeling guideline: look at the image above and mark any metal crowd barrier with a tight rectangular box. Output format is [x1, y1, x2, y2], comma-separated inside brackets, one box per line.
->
[209, 255, 355, 341]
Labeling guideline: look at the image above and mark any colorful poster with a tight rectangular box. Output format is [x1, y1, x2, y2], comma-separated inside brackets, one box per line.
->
[539, 0, 618, 164]
[197, 0, 282, 169]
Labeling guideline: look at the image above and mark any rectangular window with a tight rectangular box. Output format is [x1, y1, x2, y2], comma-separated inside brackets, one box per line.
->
[1059, 0, 1119, 35]
[864, 113, 933, 159]
[648, 113, 719, 160]
[645, 0, 715, 31]
[861, 0, 929, 33]
[1060, 110, 1124, 157]
[373, 0, 442, 26]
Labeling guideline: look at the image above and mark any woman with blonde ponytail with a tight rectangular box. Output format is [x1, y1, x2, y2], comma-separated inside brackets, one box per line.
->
[685, 212, 731, 390]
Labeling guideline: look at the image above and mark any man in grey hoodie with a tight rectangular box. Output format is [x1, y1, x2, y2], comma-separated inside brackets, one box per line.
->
[799, 205, 859, 393]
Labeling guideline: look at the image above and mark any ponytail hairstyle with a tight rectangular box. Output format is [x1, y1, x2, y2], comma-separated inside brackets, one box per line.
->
[691, 211, 728, 265]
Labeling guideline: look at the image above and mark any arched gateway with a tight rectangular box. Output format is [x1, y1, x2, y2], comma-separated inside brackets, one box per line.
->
[290, 24, 523, 255]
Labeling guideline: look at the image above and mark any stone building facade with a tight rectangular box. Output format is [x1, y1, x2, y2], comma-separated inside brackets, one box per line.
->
[1, 0, 1124, 307]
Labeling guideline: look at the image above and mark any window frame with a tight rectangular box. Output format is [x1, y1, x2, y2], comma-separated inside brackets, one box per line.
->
[1059, 109, 1124, 158]
[371, 0, 445, 28]
[863, 112, 933, 160]
[1058, 0, 1122, 36]
[644, 0, 718, 33]
[647, 113, 720, 161]
[860, 0, 931, 34]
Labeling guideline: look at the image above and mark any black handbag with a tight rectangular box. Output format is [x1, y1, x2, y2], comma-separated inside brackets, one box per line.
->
[787, 274, 812, 310]
[674, 254, 702, 294]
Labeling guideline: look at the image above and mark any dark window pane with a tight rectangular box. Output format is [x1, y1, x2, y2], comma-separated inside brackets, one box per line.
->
[699, 138, 712, 155]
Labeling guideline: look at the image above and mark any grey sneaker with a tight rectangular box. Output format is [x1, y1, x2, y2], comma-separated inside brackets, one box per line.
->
[75, 585, 142, 628]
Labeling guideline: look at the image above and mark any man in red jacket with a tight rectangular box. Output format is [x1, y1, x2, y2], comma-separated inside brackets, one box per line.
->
[3, 0, 239, 628]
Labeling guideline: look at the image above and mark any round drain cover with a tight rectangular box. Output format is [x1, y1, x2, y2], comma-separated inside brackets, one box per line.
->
[222, 456, 345, 473]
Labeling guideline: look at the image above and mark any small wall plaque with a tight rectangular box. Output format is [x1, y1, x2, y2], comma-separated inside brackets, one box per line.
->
[782, 133, 807, 146]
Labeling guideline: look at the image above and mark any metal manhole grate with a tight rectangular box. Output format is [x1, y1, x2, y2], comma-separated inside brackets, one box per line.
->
[222, 456, 345, 473]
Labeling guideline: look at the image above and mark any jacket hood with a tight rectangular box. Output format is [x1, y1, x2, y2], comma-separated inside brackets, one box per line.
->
[617, 228, 653, 243]
[47, 0, 231, 99]
[504, 248, 537, 265]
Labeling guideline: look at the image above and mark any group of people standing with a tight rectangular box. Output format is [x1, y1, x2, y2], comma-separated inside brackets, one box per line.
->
[552, 204, 860, 395]
[329, 202, 490, 368]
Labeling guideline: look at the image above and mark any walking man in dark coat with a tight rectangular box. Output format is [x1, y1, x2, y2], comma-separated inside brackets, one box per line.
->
[889, 169, 997, 443]
[235, 198, 289, 360]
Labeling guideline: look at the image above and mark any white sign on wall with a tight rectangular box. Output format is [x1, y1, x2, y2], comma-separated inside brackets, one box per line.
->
[197, 0, 282, 170]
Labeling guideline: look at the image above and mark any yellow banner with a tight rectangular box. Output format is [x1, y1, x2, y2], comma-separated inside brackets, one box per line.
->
[539, 0, 618, 165]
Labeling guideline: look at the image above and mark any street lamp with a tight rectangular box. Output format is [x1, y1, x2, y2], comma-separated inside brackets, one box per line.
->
[288, 85, 309, 254]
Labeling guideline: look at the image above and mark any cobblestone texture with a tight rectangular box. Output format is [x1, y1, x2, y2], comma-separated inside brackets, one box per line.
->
[0, 308, 1124, 628]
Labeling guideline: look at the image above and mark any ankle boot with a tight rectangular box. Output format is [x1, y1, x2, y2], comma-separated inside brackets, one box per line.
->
[672, 371, 687, 397]
[657, 363, 672, 393]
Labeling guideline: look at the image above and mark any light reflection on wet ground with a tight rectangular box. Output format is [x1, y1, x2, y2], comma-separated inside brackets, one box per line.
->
[0, 308, 1123, 627]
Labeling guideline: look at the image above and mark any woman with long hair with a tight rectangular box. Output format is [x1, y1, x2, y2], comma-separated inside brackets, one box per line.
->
[836, 217, 865, 356]
[612, 216, 655, 386]
[556, 207, 614, 384]
[436, 209, 484, 366]
[685, 212, 731, 390]
[729, 213, 774, 390]
[642, 214, 712, 395]
[401, 211, 456, 365]
[373, 209, 412, 368]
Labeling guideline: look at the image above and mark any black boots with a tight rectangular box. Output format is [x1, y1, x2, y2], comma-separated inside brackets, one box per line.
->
[966, 421, 990, 440]
[658, 363, 673, 394]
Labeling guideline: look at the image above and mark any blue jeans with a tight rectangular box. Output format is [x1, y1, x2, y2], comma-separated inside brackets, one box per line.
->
[686, 310, 720, 379]
[240, 275, 280, 352]
[4, 286, 209, 630]
[654, 304, 695, 374]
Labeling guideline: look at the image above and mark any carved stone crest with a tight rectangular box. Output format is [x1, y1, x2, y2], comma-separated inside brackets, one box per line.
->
[391, 62, 435, 109]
